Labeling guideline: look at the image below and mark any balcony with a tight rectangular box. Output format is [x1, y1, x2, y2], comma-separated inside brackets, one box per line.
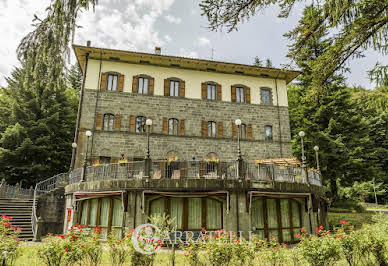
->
[69, 159, 322, 187]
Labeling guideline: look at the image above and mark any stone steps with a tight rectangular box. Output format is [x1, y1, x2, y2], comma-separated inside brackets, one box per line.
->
[0, 198, 34, 241]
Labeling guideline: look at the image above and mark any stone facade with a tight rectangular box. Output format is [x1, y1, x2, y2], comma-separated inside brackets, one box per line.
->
[74, 89, 292, 168]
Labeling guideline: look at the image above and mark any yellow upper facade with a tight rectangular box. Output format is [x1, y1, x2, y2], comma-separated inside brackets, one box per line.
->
[74, 45, 299, 107]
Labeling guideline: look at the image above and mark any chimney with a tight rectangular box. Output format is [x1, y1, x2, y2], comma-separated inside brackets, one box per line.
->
[86, 40, 91, 47]
[155, 47, 161, 55]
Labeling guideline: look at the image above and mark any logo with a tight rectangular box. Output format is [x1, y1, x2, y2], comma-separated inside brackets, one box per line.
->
[131, 224, 161, 255]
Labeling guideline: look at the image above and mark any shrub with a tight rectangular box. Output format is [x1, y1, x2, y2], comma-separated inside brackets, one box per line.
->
[297, 226, 342, 266]
[202, 230, 235, 266]
[0, 215, 22, 266]
[330, 199, 365, 213]
[107, 232, 128, 266]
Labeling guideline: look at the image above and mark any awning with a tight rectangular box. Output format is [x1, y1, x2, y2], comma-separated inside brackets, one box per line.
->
[141, 190, 230, 214]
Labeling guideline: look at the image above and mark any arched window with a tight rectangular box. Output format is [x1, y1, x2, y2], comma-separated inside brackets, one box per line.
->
[261, 88, 272, 105]
[251, 198, 302, 243]
[168, 118, 179, 135]
[265, 125, 273, 141]
[169, 80, 180, 97]
[107, 74, 118, 91]
[207, 121, 217, 137]
[240, 123, 247, 139]
[138, 77, 149, 94]
[103, 114, 115, 131]
[135, 116, 146, 133]
[236, 87, 245, 103]
[207, 84, 217, 100]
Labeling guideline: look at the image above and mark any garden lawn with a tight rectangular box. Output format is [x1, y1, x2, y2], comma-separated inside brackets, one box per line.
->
[328, 211, 375, 228]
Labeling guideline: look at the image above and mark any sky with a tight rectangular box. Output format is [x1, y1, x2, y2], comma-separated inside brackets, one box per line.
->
[0, 0, 386, 88]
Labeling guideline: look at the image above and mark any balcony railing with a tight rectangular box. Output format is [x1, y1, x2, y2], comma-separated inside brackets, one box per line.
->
[69, 160, 322, 186]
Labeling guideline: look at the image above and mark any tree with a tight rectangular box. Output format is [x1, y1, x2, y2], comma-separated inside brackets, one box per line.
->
[286, 6, 374, 198]
[0, 66, 77, 187]
[67, 64, 83, 92]
[200, 0, 388, 90]
[253, 56, 273, 68]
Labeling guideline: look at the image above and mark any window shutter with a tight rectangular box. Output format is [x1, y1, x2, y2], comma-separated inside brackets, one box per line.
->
[147, 116, 152, 132]
[231, 86, 236, 102]
[96, 113, 103, 130]
[149, 78, 154, 95]
[201, 121, 207, 137]
[217, 122, 223, 137]
[129, 115, 135, 132]
[199, 162, 206, 178]
[180, 161, 187, 179]
[217, 84, 222, 101]
[246, 87, 251, 103]
[163, 118, 168, 134]
[201, 83, 207, 99]
[180, 81, 185, 97]
[232, 122, 237, 138]
[100, 73, 107, 91]
[118, 75, 124, 92]
[248, 124, 253, 139]
[164, 79, 169, 96]
[179, 119, 185, 135]
[114, 114, 121, 131]
[132, 76, 138, 93]
[159, 162, 165, 179]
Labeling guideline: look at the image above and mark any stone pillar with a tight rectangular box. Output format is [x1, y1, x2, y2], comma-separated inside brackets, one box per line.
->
[33, 217, 44, 242]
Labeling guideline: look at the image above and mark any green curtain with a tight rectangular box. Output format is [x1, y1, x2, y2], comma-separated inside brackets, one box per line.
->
[206, 198, 222, 229]
[280, 199, 290, 228]
[150, 198, 165, 218]
[291, 200, 301, 227]
[80, 200, 89, 225]
[89, 199, 98, 226]
[112, 198, 123, 227]
[251, 199, 264, 229]
[267, 199, 278, 229]
[170, 198, 183, 229]
[100, 198, 110, 227]
[188, 198, 202, 229]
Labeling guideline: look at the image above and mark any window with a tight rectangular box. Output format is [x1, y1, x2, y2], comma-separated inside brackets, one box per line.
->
[107, 74, 118, 91]
[149, 197, 222, 231]
[103, 114, 115, 131]
[251, 198, 302, 242]
[236, 87, 245, 103]
[78, 197, 123, 239]
[99, 156, 111, 164]
[265, 125, 273, 141]
[135, 116, 146, 133]
[207, 84, 216, 100]
[138, 77, 149, 94]
[169, 80, 180, 97]
[240, 124, 247, 139]
[205, 153, 219, 174]
[261, 88, 271, 104]
[207, 121, 217, 137]
[168, 118, 179, 135]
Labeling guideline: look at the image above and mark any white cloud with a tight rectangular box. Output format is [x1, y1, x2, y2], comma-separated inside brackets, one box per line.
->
[0, 0, 176, 86]
[198, 37, 210, 46]
[0, 0, 51, 86]
[164, 14, 181, 24]
[178, 48, 198, 58]
[164, 34, 172, 42]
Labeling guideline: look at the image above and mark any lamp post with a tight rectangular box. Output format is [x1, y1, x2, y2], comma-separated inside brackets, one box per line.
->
[235, 119, 243, 179]
[298, 131, 306, 180]
[145, 119, 153, 178]
[313, 145, 320, 172]
[70, 142, 77, 170]
[82, 130, 92, 182]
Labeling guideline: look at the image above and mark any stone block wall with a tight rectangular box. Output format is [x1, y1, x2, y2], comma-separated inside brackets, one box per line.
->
[74, 90, 292, 168]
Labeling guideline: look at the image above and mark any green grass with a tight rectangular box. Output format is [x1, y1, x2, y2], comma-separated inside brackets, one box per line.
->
[328, 211, 375, 229]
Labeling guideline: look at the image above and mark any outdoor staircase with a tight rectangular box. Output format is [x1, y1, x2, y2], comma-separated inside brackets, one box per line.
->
[0, 198, 34, 241]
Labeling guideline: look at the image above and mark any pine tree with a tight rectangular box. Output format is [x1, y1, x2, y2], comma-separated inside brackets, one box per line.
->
[0, 66, 78, 187]
[287, 6, 374, 198]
